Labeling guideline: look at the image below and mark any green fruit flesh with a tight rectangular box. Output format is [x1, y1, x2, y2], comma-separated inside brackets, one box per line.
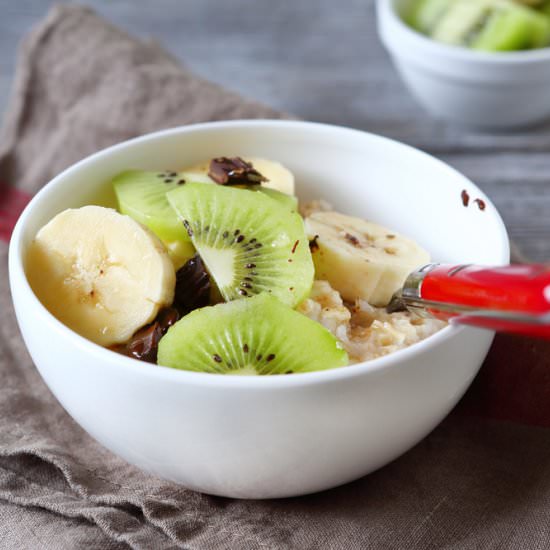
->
[409, 0, 550, 51]
[250, 185, 298, 211]
[472, 1, 550, 50]
[184, 169, 299, 210]
[167, 183, 314, 307]
[157, 294, 348, 375]
[471, 9, 532, 50]
[528, 10, 550, 46]
[431, 1, 490, 45]
[112, 170, 211, 243]
[408, 0, 453, 33]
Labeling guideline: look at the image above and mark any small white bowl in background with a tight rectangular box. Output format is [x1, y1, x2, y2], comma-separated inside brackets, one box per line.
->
[377, 0, 550, 129]
[9, 120, 509, 498]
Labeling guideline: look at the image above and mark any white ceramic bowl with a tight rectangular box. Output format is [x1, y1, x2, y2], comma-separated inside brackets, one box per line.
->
[9, 120, 509, 499]
[377, 0, 550, 129]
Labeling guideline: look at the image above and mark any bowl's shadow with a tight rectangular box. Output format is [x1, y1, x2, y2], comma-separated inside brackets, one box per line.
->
[205, 414, 550, 548]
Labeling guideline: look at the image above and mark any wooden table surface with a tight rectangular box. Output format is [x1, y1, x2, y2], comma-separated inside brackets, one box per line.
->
[1, 0, 549, 260]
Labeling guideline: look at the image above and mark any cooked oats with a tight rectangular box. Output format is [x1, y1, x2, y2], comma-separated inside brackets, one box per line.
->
[299, 199, 333, 218]
[298, 280, 446, 364]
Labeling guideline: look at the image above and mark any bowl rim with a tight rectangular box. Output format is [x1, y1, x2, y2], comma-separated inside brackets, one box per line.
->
[9, 119, 510, 389]
[378, 0, 550, 64]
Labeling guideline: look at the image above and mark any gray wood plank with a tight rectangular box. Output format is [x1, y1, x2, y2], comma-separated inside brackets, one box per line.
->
[0, 0, 549, 260]
[441, 153, 550, 261]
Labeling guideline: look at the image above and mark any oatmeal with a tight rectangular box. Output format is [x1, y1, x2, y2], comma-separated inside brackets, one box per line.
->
[299, 198, 332, 218]
[299, 280, 446, 363]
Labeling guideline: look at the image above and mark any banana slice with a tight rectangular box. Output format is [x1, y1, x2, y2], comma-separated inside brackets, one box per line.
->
[27, 206, 176, 346]
[305, 211, 430, 307]
[246, 157, 295, 195]
[184, 157, 295, 196]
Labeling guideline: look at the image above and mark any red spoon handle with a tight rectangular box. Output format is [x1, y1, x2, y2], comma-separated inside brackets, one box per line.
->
[404, 264, 550, 338]
[421, 264, 550, 314]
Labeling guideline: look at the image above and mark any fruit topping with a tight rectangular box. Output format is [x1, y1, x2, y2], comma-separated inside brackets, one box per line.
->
[157, 293, 348, 375]
[26, 154, 442, 374]
[26, 206, 176, 346]
[167, 182, 314, 307]
[305, 211, 430, 307]
[112, 169, 213, 269]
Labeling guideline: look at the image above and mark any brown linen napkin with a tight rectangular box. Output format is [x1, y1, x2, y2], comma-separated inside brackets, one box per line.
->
[2, 5, 550, 549]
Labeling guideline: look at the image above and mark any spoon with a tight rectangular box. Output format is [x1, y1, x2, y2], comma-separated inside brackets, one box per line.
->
[386, 263, 550, 338]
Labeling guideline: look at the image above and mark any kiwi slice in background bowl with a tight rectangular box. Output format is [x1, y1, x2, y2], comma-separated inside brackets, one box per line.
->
[470, 8, 533, 51]
[470, 0, 550, 51]
[167, 182, 314, 307]
[407, 0, 454, 34]
[408, 0, 550, 51]
[157, 294, 348, 375]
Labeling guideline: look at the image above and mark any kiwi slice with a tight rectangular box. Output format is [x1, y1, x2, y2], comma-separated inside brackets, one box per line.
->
[408, 0, 454, 33]
[417, 0, 550, 50]
[167, 182, 313, 307]
[469, 0, 550, 51]
[249, 185, 298, 212]
[540, 1, 550, 16]
[112, 170, 212, 243]
[157, 293, 348, 375]
[527, 8, 550, 47]
[471, 8, 533, 50]
[431, 1, 492, 45]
